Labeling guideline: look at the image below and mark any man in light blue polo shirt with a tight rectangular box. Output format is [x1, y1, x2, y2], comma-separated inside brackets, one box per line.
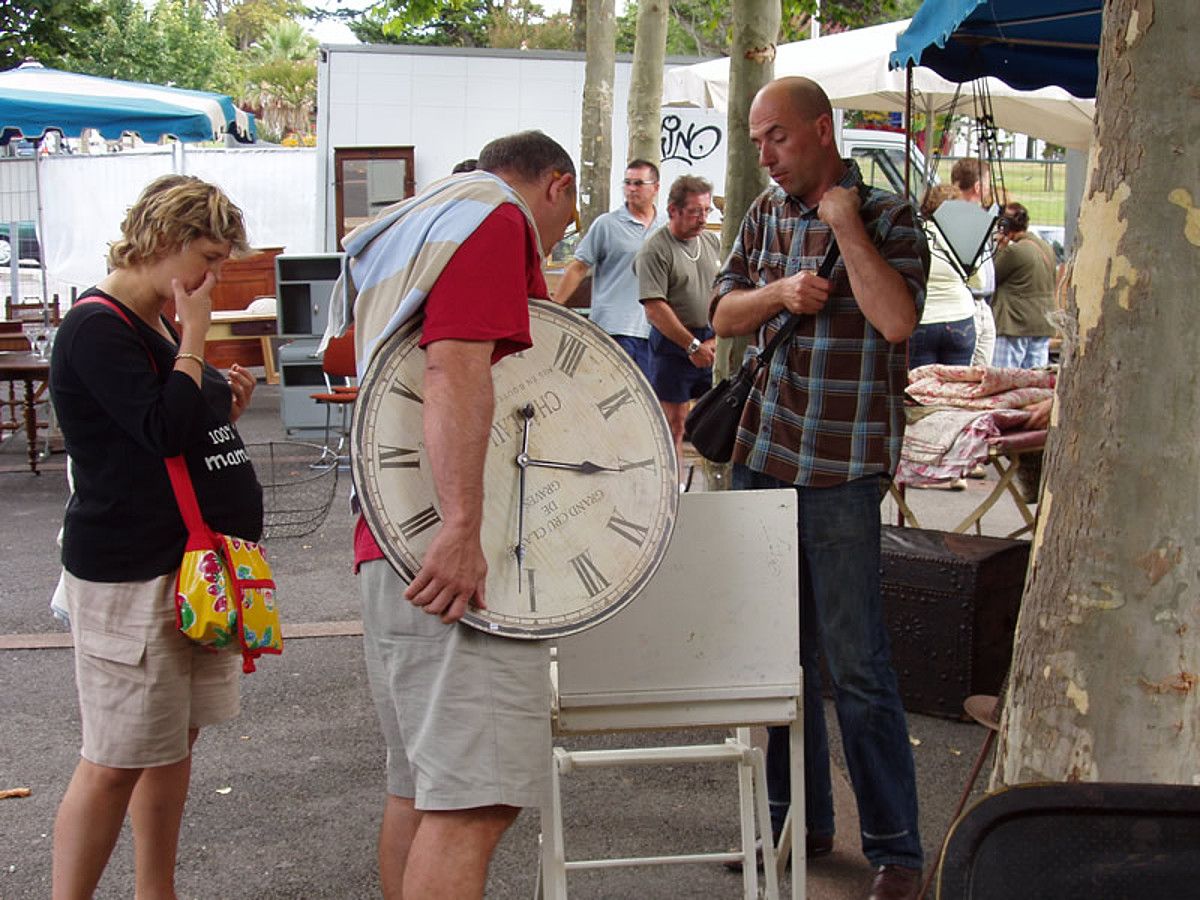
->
[550, 159, 666, 378]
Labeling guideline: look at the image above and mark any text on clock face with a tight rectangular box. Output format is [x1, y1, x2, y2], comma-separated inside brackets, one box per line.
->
[489, 391, 563, 449]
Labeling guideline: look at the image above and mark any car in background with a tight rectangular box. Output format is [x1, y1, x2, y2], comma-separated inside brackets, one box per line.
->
[1029, 224, 1066, 265]
[0, 220, 41, 267]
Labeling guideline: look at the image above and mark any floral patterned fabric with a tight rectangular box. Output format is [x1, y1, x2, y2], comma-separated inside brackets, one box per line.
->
[906, 364, 1055, 409]
[176, 535, 280, 673]
[897, 365, 1053, 483]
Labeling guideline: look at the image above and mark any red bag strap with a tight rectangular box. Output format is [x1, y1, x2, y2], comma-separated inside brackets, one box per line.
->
[75, 296, 160, 374]
[76, 296, 202, 537]
[163, 456, 208, 538]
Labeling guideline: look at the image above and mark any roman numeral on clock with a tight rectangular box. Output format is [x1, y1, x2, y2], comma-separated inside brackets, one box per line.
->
[525, 569, 537, 612]
[388, 380, 424, 404]
[397, 505, 440, 541]
[568, 550, 610, 597]
[619, 457, 655, 471]
[379, 445, 419, 469]
[606, 511, 650, 546]
[553, 332, 587, 377]
[597, 388, 634, 420]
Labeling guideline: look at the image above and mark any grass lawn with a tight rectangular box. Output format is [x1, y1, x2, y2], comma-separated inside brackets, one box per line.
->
[933, 158, 1067, 226]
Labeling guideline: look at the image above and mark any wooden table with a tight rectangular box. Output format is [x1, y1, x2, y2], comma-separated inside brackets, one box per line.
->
[0, 351, 50, 474]
[202, 311, 279, 384]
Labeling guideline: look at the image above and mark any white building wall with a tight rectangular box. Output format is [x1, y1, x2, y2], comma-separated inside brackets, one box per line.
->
[317, 45, 708, 251]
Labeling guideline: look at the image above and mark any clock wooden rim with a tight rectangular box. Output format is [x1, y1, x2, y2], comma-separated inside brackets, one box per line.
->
[351, 299, 679, 640]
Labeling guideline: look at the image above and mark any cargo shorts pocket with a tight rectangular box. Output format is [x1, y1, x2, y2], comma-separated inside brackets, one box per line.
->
[76, 628, 149, 715]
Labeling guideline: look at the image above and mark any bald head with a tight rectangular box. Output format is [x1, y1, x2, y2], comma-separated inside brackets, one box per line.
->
[754, 77, 833, 125]
[748, 76, 843, 203]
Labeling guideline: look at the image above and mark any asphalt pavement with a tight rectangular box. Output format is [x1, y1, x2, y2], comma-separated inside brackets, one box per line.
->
[0, 381, 1032, 899]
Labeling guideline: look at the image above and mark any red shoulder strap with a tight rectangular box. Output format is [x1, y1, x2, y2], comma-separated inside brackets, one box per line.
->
[77, 297, 204, 538]
[76, 296, 159, 374]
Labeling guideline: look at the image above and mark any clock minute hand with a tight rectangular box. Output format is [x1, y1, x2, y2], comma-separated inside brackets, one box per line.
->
[513, 403, 535, 592]
[520, 455, 621, 475]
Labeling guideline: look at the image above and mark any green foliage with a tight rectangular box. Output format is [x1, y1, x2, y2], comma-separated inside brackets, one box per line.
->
[349, 0, 574, 50]
[616, 0, 913, 58]
[239, 19, 318, 140]
[222, 0, 308, 50]
[65, 0, 241, 96]
[0, 0, 105, 69]
[350, 0, 491, 46]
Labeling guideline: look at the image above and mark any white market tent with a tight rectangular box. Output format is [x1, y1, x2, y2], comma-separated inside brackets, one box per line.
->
[662, 19, 1095, 152]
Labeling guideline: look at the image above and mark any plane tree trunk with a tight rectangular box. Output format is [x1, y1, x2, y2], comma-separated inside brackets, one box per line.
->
[579, 0, 616, 230]
[625, 0, 668, 165]
[993, 0, 1200, 786]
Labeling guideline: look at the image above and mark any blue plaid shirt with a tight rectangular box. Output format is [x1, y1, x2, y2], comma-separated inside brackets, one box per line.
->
[711, 161, 928, 487]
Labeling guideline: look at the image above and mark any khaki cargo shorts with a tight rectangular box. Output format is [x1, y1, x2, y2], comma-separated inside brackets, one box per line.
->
[64, 570, 240, 768]
[359, 559, 551, 810]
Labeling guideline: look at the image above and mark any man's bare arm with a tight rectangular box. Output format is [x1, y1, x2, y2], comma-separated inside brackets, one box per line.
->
[644, 299, 714, 367]
[403, 339, 494, 623]
[550, 259, 590, 305]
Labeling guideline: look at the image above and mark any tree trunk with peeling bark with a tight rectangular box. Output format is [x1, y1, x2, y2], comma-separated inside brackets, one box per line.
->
[993, 0, 1200, 787]
[625, 0, 668, 165]
[579, 0, 615, 231]
[705, 0, 779, 491]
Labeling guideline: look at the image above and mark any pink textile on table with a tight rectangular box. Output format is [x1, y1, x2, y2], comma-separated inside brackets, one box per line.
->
[897, 407, 1031, 485]
[906, 364, 1056, 410]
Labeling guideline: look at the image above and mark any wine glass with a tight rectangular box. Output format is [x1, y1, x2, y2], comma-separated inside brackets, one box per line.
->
[32, 327, 50, 360]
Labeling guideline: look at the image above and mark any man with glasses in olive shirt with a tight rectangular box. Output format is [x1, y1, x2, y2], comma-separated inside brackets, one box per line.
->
[551, 159, 666, 378]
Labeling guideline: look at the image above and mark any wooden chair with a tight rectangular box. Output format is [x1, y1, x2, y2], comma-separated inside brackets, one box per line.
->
[538, 490, 805, 900]
[308, 327, 357, 461]
[5, 294, 61, 324]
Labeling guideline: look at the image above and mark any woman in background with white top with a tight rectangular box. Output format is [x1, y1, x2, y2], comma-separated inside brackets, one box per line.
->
[909, 184, 978, 369]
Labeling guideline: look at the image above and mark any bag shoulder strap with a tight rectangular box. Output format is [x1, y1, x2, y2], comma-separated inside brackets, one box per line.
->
[76, 296, 160, 374]
[754, 234, 844, 372]
[77, 297, 204, 537]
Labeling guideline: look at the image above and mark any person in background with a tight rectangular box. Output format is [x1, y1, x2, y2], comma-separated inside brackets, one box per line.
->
[711, 76, 926, 900]
[551, 159, 665, 379]
[992, 202, 1057, 369]
[910, 184, 976, 369]
[635, 174, 721, 487]
[49, 175, 262, 898]
[347, 131, 578, 900]
[452, 158, 478, 174]
[949, 158, 996, 366]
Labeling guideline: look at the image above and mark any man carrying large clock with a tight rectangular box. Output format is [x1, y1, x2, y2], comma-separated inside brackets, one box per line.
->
[711, 78, 929, 900]
[338, 131, 578, 899]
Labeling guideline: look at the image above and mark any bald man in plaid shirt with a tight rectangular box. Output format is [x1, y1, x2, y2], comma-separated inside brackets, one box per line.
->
[711, 77, 929, 900]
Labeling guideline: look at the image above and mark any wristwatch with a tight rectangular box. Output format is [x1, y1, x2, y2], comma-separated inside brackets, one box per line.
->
[686, 337, 702, 355]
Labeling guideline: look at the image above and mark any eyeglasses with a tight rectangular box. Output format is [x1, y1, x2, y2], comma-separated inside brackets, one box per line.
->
[681, 205, 712, 218]
[623, 178, 658, 187]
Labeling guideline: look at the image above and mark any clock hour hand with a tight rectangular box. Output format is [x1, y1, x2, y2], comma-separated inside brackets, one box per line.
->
[517, 454, 621, 475]
[513, 403, 535, 591]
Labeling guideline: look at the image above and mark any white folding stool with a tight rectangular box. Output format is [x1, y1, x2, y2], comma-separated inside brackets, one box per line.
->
[537, 489, 806, 900]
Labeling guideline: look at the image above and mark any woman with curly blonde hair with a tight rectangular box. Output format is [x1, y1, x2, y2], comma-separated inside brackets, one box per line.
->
[49, 175, 264, 898]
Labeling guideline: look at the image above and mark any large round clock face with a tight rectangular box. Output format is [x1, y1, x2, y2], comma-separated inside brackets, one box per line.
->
[352, 299, 678, 639]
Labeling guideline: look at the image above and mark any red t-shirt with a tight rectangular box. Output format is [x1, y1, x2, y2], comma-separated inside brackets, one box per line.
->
[355, 203, 547, 568]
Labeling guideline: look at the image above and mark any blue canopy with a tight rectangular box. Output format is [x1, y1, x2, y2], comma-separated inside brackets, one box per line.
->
[0, 63, 255, 143]
[890, 1, 1102, 99]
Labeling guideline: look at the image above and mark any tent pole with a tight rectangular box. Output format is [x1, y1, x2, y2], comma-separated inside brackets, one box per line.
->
[923, 95, 935, 191]
[7, 220, 18, 311]
[904, 63, 913, 201]
[34, 144, 50, 322]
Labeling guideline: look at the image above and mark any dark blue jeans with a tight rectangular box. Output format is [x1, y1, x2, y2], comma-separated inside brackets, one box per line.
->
[908, 315, 976, 369]
[733, 465, 923, 869]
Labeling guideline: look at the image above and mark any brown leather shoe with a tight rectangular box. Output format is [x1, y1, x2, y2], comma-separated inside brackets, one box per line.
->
[868, 864, 921, 900]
